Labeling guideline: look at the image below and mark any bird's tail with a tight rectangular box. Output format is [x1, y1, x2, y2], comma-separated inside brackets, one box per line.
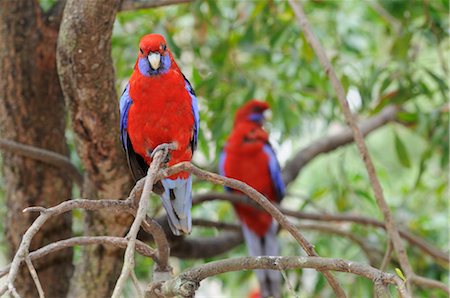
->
[242, 220, 281, 298]
[160, 176, 192, 236]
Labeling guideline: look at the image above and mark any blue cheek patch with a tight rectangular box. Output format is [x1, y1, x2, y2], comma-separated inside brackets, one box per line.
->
[138, 54, 171, 77]
[248, 113, 264, 123]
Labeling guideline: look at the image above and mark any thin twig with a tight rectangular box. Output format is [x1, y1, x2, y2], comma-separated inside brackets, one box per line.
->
[0, 138, 83, 187]
[410, 275, 450, 295]
[131, 270, 144, 298]
[161, 162, 347, 297]
[111, 149, 168, 298]
[25, 257, 45, 298]
[290, 0, 414, 292]
[380, 241, 393, 272]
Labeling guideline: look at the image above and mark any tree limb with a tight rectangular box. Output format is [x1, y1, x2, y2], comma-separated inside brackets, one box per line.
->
[0, 236, 158, 281]
[283, 105, 399, 185]
[156, 256, 407, 298]
[119, 0, 190, 11]
[192, 219, 381, 265]
[0, 138, 83, 188]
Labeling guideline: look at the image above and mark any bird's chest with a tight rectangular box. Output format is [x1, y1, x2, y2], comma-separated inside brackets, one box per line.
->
[127, 74, 194, 157]
[225, 150, 275, 201]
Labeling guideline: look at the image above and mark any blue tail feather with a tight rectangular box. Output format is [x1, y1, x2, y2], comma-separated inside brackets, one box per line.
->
[160, 176, 192, 236]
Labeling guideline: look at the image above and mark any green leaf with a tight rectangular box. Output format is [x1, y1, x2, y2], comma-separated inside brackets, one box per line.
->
[394, 132, 411, 168]
[395, 268, 406, 281]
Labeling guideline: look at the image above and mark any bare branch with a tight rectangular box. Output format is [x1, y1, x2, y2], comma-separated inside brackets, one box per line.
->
[119, 0, 190, 11]
[193, 192, 449, 265]
[112, 149, 169, 298]
[161, 162, 347, 297]
[157, 256, 407, 298]
[0, 199, 133, 296]
[25, 257, 45, 298]
[131, 270, 144, 298]
[283, 105, 399, 185]
[193, 219, 381, 265]
[380, 241, 393, 272]
[0, 236, 157, 280]
[289, 0, 414, 289]
[410, 275, 450, 295]
[0, 138, 83, 188]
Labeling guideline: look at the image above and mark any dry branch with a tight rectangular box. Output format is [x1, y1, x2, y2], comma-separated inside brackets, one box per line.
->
[192, 219, 381, 265]
[120, 0, 190, 11]
[156, 256, 407, 298]
[25, 257, 44, 298]
[288, 0, 414, 290]
[0, 138, 83, 188]
[161, 162, 347, 297]
[193, 192, 449, 265]
[0, 236, 156, 279]
[112, 149, 169, 298]
[283, 105, 399, 185]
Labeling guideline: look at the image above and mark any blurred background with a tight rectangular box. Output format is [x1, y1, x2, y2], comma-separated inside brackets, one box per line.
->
[1, 0, 448, 297]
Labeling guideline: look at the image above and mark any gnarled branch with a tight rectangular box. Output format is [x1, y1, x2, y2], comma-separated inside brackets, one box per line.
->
[156, 256, 407, 298]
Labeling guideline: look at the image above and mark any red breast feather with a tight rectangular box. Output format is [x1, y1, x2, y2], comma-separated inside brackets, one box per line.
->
[224, 122, 277, 236]
[127, 65, 194, 179]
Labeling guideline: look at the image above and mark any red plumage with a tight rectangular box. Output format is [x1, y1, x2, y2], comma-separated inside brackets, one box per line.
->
[222, 101, 277, 236]
[120, 34, 199, 235]
[127, 34, 194, 179]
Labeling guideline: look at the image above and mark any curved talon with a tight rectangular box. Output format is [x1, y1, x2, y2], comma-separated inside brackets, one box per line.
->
[149, 142, 178, 162]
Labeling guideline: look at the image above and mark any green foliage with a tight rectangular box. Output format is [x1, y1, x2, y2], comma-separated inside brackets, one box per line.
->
[108, 0, 450, 296]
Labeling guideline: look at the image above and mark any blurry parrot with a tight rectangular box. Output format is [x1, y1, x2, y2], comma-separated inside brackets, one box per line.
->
[119, 34, 199, 236]
[219, 100, 285, 298]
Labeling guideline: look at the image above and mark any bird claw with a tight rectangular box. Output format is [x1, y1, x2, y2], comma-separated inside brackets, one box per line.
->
[148, 142, 177, 163]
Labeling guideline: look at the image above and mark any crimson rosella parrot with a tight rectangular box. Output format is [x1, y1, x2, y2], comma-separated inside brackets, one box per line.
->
[219, 100, 285, 298]
[119, 34, 199, 236]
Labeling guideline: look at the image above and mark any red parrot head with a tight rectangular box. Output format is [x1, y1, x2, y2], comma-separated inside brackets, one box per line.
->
[136, 34, 174, 76]
[234, 99, 270, 127]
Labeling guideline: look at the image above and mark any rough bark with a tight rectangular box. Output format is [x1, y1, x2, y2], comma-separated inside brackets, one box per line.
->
[56, 0, 134, 297]
[0, 0, 73, 297]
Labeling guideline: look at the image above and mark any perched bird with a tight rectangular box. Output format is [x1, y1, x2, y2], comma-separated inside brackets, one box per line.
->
[219, 100, 285, 298]
[119, 34, 199, 236]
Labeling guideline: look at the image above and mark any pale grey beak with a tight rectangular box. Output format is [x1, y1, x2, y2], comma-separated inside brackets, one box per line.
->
[263, 109, 272, 120]
[148, 52, 161, 70]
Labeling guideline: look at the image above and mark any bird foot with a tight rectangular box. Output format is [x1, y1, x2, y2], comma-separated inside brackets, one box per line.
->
[148, 142, 178, 163]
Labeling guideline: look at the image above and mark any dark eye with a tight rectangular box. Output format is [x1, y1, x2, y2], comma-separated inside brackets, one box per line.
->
[161, 44, 167, 51]
[139, 48, 144, 54]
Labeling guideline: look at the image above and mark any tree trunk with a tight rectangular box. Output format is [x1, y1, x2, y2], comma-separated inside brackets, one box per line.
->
[0, 0, 73, 297]
[57, 0, 134, 296]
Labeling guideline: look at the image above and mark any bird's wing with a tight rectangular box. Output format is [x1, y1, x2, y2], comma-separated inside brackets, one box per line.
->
[183, 74, 200, 152]
[218, 149, 232, 192]
[119, 83, 148, 180]
[263, 144, 285, 202]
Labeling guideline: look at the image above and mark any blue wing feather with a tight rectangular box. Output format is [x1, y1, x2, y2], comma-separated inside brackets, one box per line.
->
[263, 144, 285, 201]
[183, 75, 199, 152]
[119, 83, 132, 150]
[119, 83, 148, 180]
